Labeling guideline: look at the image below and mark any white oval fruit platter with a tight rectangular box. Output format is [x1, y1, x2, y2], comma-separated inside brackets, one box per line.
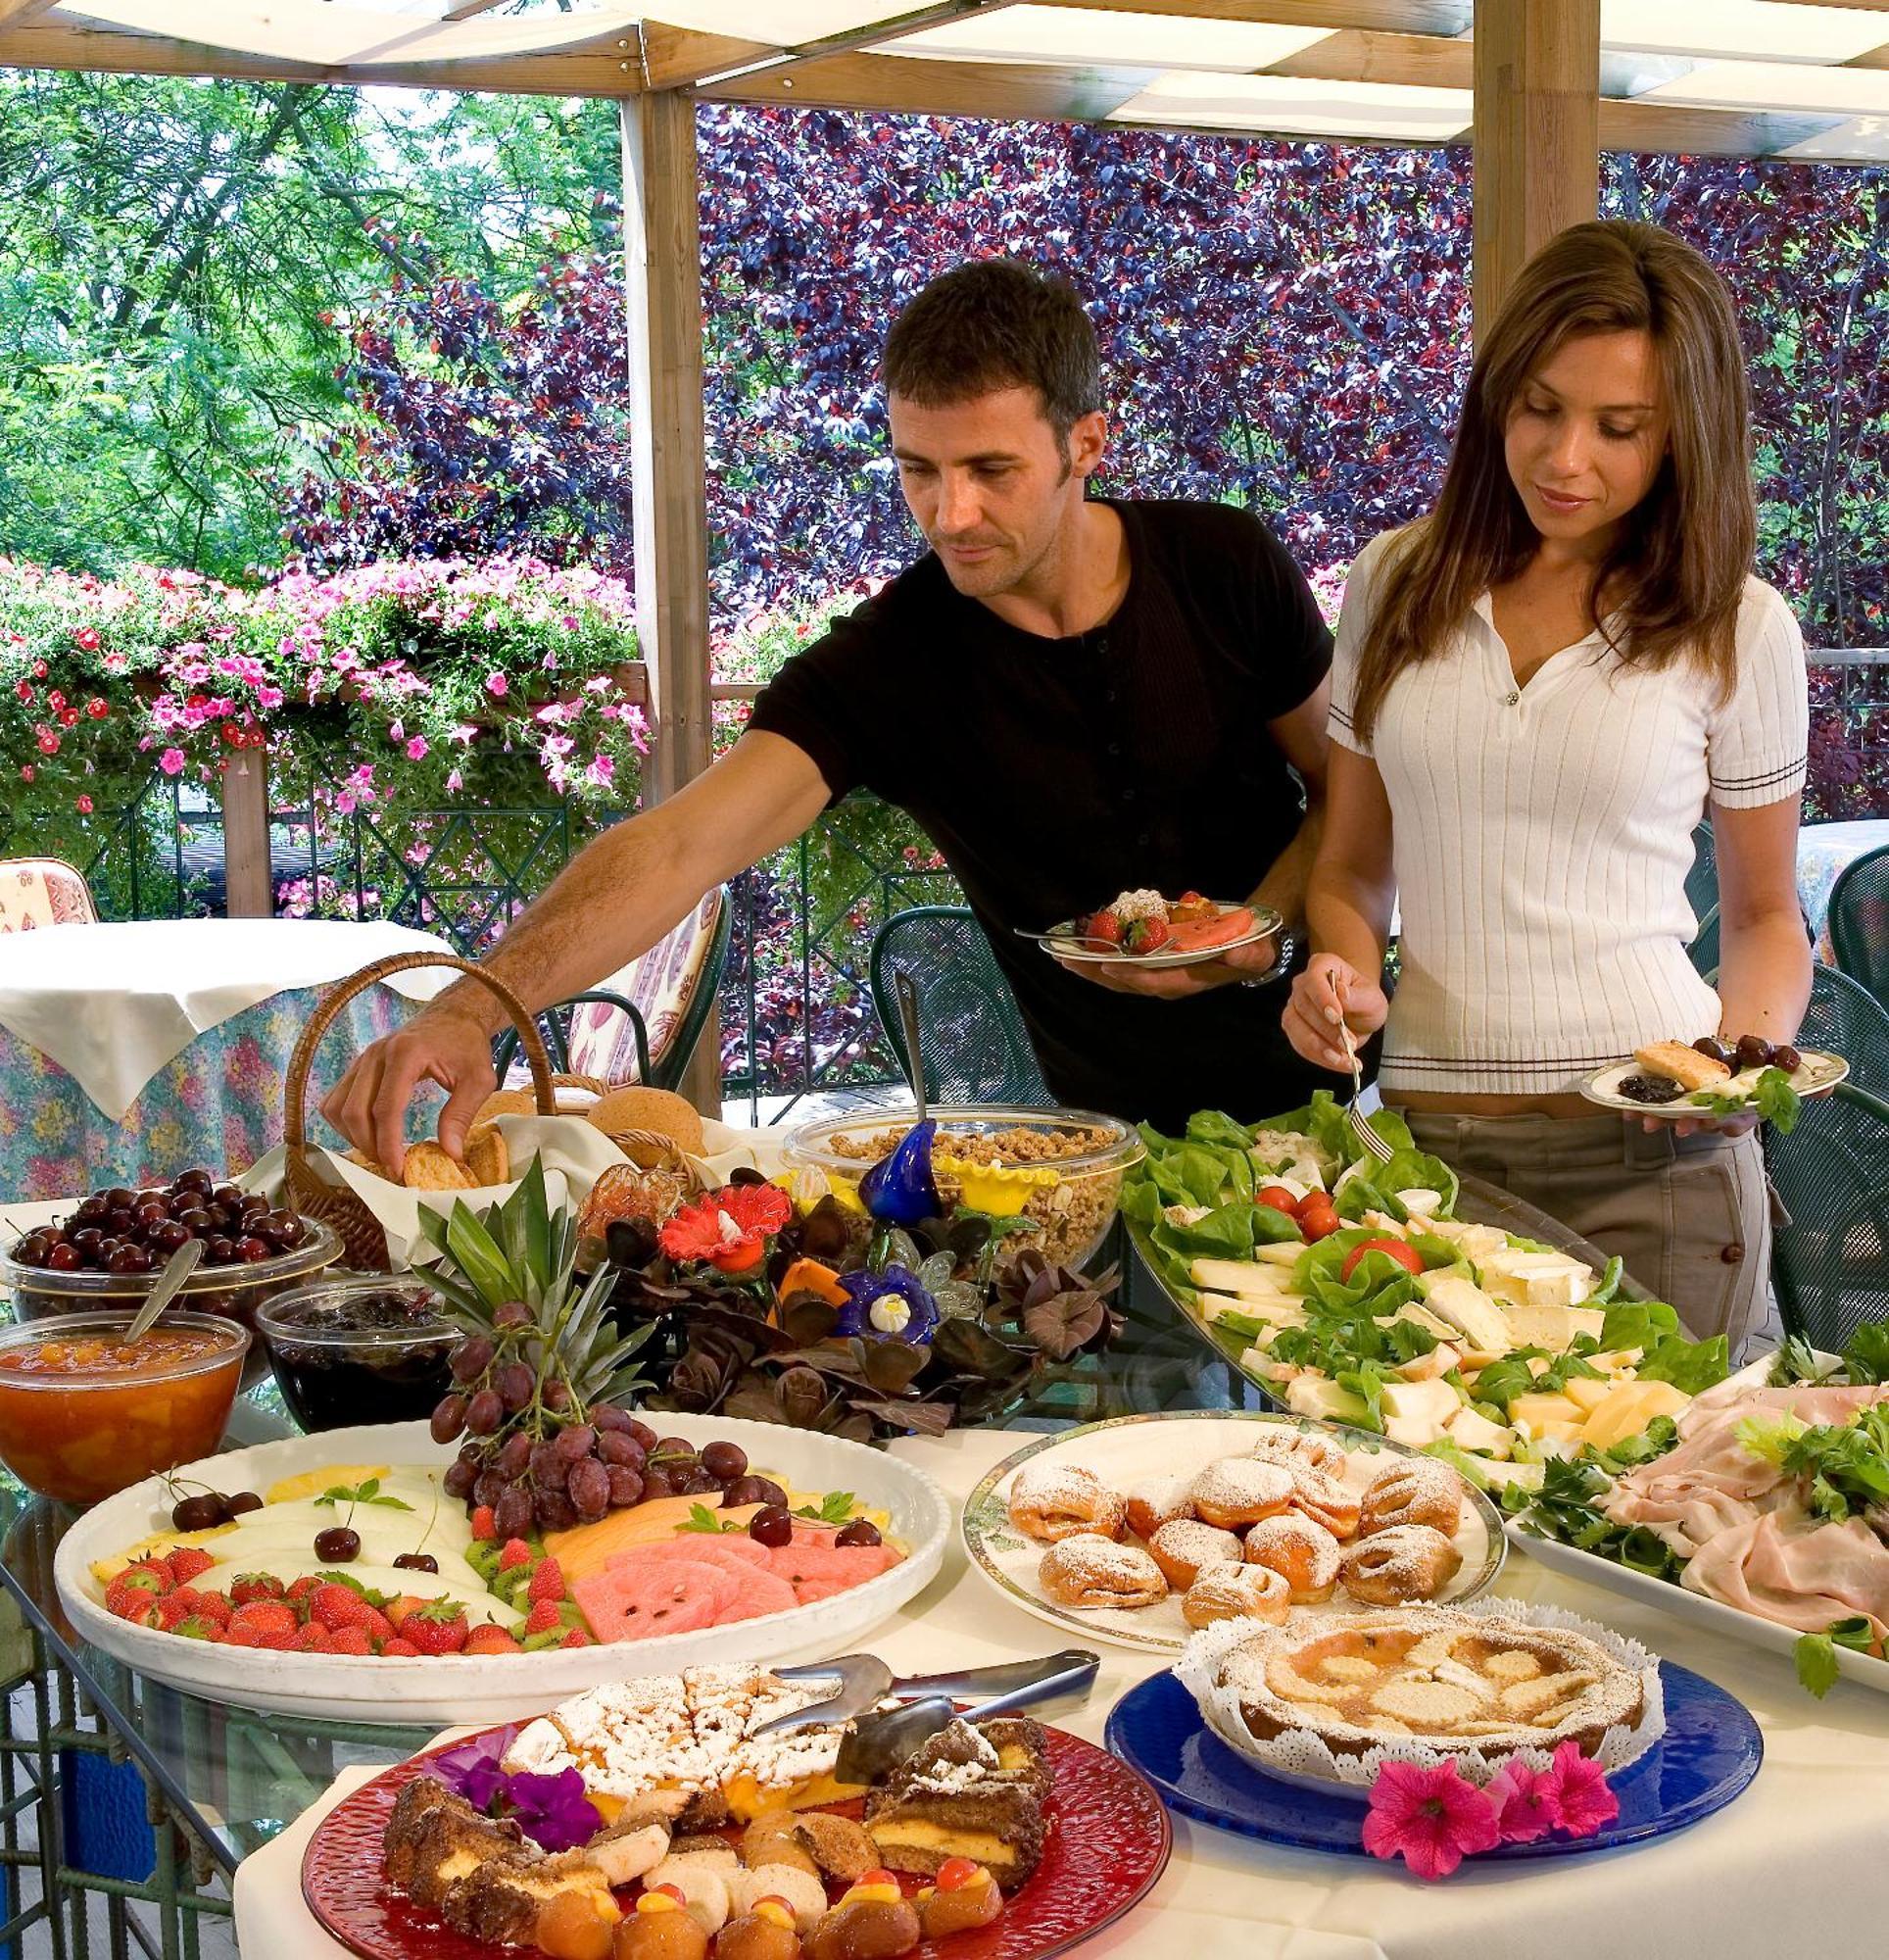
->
[55, 1413, 950, 1725]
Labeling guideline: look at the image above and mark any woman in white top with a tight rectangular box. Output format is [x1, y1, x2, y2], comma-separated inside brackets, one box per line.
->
[1284, 220, 1811, 1353]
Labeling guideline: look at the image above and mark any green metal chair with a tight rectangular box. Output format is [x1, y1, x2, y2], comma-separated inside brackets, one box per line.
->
[1794, 960, 1888, 1096]
[1688, 903, 1720, 981]
[1685, 818, 1719, 922]
[1829, 841, 1889, 1007]
[1768, 1080, 1889, 1353]
[869, 905, 1049, 1104]
[492, 893, 731, 1094]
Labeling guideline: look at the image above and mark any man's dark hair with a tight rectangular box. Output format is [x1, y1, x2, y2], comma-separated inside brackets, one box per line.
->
[883, 259, 1102, 448]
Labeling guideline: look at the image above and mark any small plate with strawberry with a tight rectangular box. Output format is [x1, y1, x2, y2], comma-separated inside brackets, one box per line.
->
[1026, 890, 1283, 969]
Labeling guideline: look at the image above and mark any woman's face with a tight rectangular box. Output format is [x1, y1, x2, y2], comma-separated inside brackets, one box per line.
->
[1504, 328, 1670, 556]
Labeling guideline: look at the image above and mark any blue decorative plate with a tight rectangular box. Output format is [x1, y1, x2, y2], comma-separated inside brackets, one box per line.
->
[1104, 1663, 1761, 1860]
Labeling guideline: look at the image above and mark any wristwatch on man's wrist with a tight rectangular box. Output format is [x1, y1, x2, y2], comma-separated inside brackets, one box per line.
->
[1239, 928, 1298, 988]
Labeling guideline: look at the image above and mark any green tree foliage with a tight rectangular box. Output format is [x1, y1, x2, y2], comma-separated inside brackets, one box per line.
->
[0, 72, 614, 577]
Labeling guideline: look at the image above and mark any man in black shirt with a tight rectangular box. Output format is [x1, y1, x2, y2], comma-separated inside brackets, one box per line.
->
[325, 261, 1335, 1164]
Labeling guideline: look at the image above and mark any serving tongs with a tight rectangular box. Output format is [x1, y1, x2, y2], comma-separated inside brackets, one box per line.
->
[756, 1647, 1101, 1786]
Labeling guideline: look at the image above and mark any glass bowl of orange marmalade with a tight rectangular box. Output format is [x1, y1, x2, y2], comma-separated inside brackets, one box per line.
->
[0, 1310, 248, 1508]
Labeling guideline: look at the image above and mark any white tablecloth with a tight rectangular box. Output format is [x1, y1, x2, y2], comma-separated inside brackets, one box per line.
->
[232, 1426, 1889, 1960]
[0, 918, 458, 1119]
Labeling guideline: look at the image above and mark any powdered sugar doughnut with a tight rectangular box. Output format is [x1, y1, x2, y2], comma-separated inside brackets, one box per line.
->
[1182, 1561, 1291, 1629]
[1123, 1471, 1197, 1542]
[1007, 1461, 1126, 1544]
[1191, 1457, 1294, 1530]
[1039, 1534, 1167, 1609]
[1288, 1465, 1362, 1541]
[1242, 1512, 1342, 1602]
[1146, 1518, 1243, 1591]
[1358, 1456, 1464, 1539]
[1246, 1427, 1347, 1477]
[1338, 1523, 1462, 1604]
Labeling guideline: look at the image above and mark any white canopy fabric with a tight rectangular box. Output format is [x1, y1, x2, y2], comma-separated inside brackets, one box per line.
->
[13, 1, 1889, 160]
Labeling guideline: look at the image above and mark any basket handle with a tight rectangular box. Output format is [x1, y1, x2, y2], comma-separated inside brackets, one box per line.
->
[284, 953, 557, 1152]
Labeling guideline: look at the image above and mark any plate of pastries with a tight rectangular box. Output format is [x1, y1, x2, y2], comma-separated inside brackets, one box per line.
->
[962, 1414, 1505, 1653]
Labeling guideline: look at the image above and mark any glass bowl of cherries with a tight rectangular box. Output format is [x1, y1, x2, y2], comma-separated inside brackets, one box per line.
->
[0, 1169, 343, 1378]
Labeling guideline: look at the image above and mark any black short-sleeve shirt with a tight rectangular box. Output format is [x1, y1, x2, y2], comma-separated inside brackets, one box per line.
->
[748, 499, 1334, 1133]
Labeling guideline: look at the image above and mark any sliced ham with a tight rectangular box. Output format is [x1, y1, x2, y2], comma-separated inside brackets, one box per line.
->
[1681, 1508, 1889, 1644]
[1604, 1383, 1889, 1559]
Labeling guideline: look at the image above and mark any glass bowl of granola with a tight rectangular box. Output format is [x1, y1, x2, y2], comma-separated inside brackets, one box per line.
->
[782, 1105, 1144, 1271]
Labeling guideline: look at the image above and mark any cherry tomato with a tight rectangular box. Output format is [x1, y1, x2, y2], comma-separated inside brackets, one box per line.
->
[1341, 1237, 1426, 1282]
[1298, 1201, 1340, 1243]
[1256, 1185, 1299, 1217]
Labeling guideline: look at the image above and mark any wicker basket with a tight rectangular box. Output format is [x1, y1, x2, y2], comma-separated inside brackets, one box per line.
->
[283, 954, 557, 1272]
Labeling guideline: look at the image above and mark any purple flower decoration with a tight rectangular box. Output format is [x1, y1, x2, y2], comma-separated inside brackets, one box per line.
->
[835, 1263, 939, 1345]
[857, 1119, 941, 1226]
[431, 1727, 600, 1853]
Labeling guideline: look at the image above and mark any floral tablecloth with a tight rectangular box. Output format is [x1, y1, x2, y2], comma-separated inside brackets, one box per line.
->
[1797, 818, 1889, 961]
[0, 982, 437, 1202]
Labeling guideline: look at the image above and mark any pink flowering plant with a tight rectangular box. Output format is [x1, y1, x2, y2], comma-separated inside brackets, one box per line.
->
[1361, 1743, 1621, 1880]
[0, 553, 647, 883]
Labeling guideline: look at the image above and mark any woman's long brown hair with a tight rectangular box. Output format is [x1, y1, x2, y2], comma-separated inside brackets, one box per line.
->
[1349, 220, 1756, 745]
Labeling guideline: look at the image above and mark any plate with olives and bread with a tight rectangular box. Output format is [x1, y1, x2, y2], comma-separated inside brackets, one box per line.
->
[1581, 1033, 1846, 1127]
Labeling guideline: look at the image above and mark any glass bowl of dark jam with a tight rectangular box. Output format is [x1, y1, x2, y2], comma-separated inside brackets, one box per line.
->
[254, 1277, 457, 1433]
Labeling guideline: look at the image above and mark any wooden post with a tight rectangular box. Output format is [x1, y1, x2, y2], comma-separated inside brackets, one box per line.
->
[620, 90, 720, 1112]
[220, 744, 273, 918]
[1472, 0, 1600, 335]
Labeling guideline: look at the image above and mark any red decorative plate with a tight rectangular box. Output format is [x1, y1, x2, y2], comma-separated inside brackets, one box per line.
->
[303, 1722, 1171, 1960]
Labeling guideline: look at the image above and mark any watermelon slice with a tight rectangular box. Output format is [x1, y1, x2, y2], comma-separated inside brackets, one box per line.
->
[709, 1568, 801, 1622]
[1167, 906, 1256, 953]
[571, 1559, 735, 1642]
[607, 1537, 773, 1576]
[766, 1540, 901, 1602]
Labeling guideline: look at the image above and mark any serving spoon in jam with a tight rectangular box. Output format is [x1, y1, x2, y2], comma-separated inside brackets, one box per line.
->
[123, 1237, 204, 1344]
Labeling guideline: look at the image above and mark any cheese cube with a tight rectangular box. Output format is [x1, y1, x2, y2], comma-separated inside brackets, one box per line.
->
[1423, 1276, 1514, 1354]
[1564, 1376, 1613, 1414]
[1445, 1405, 1514, 1460]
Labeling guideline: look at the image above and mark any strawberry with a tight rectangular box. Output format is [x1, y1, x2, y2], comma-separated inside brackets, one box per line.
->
[523, 1598, 563, 1638]
[166, 1547, 216, 1586]
[462, 1624, 524, 1656]
[401, 1602, 469, 1657]
[104, 1572, 167, 1623]
[379, 1638, 419, 1658]
[1125, 914, 1171, 955]
[1079, 908, 1124, 948]
[255, 1629, 299, 1651]
[310, 1584, 391, 1639]
[222, 1625, 265, 1648]
[227, 1599, 297, 1640]
[497, 1539, 534, 1572]
[169, 1615, 224, 1642]
[287, 1576, 324, 1606]
[188, 1592, 232, 1630]
[525, 1558, 565, 1604]
[291, 1623, 334, 1653]
[328, 1627, 375, 1656]
[154, 1589, 215, 1632]
[559, 1627, 593, 1649]
[469, 1505, 497, 1542]
[228, 1573, 286, 1607]
[382, 1594, 426, 1632]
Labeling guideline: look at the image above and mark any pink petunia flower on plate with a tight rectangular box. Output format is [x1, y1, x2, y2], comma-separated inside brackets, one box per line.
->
[1361, 1761, 1501, 1881]
[1485, 1759, 1561, 1843]
[1538, 1743, 1619, 1838]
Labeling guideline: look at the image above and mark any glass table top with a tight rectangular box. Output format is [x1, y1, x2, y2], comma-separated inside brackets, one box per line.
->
[0, 1247, 1253, 1877]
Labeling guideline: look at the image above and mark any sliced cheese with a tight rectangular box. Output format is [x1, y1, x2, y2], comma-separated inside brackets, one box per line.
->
[1510, 1391, 1584, 1433]
[1422, 1275, 1514, 1354]
[1190, 1258, 1290, 1297]
[1563, 1375, 1613, 1414]
[1578, 1380, 1691, 1451]
[1502, 1302, 1607, 1351]
[1253, 1242, 1306, 1268]
[1445, 1405, 1514, 1460]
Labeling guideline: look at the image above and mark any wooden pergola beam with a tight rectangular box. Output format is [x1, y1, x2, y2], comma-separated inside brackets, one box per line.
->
[0, 21, 649, 93]
[711, 49, 1156, 121]
[1029, 0, 1472, 26]
[1473, 0, 1598, 332]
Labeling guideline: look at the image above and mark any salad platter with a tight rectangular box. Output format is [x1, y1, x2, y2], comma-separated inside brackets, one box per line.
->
[1123, 1093, 1729, 1481]
[961, 1412, 1504, 1654]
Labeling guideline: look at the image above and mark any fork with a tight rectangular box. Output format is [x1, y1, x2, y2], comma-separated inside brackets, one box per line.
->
[1333, 975, 1393, 1165]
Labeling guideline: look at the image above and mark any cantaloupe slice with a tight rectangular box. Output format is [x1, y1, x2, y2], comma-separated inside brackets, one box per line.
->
[545, 1498, 767, 1581]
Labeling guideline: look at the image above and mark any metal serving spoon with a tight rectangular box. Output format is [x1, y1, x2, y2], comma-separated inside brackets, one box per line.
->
[123, 1238, 204, 1343]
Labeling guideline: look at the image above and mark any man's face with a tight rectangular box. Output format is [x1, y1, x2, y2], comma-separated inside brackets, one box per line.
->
[888, 386, 1101, 599]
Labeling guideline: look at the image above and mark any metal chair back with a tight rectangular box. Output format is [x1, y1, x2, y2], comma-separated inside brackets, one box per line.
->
[1829, 842, 1889, 1007]
[1768, 1080, 1889, 1354]
[869, 905, 1048, 1104]
[1685, 818, 1719, 924]
[1795, 961, 1889, 1096]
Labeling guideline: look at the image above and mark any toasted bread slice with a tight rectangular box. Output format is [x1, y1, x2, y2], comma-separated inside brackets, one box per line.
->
[403, 1141, 475, 1191]
[1632, 1041, 1730, 1091]
[462, 1125, 509, 1188]
[343, 1147, 398, 1182]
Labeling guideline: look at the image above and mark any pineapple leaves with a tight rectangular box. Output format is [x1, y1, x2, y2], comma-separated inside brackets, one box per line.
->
[443, 1198, 516, 1307]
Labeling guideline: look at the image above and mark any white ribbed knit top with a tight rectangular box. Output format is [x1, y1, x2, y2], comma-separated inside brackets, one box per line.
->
[1329, 531, 1809, 1096]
